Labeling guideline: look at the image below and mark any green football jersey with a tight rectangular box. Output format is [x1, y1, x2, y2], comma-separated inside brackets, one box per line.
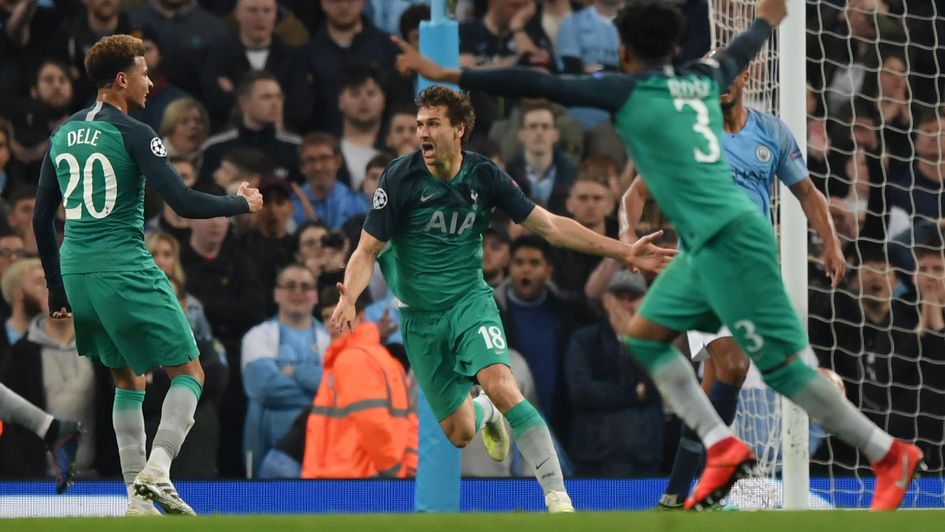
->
[613, 74, 757, 250]
[364, 151, 535, 312]
[459, 18, 774, 251]
[40, 101, 247, 277]
[47, 103, 155, 274]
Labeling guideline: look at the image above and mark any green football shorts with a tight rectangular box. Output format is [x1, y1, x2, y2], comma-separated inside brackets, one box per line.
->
[639, 211, 809, 372]
[63, 266, 199, 375]
[400, 289, 511, 421]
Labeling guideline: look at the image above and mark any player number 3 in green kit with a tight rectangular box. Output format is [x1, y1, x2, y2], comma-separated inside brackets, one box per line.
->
[54, 151, 118, 220]
[673, 98, 720, 163]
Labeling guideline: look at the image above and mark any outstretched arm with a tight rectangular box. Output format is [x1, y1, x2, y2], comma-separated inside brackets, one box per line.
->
[152, 173, 260, 219]
[330, 230, 386, 333]
[789, 178, 845, 287]
[521, 205, 675, 276]
[130, 126, 261, 217]
[393, 36, 631, 113]
[690, 0, 787, 90]
[584, 176, 654, 300]
[618, 177, 651, 245]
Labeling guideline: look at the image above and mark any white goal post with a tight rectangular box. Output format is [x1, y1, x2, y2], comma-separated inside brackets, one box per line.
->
[709, 0, 811, 509]
[778, 0, 811, 511]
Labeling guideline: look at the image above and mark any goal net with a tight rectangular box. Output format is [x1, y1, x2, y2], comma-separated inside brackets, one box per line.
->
[709, 0, 945, 509]
[708, 0, 789, 510]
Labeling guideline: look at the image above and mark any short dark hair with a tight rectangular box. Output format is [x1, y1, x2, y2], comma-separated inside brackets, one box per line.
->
[84, 34, 146, 88]
[293, 219, 329, 255]
[366, 152, 394, 172]
[300, 132, 341, 156]
[416, 86, 476, 142]
[916, 109, 943, 129]
[580, 153, 620, 176]
[915, 232, 945, 261]
[237, 70, 279, 99]
[339, 63, 385, 93]
[510, 234, 554, 264]
[221, 148, 272, 176]
[388, 102, 418, 119]
[570, 167, 610, 191]
[275, 263, 315, 286]
[519, 99, 555, 127]
[32, 58, 71, 88]
[399, 4, 430, 40]
[616, 0, 684, 63]
[465, 136, 502, 161]
[855, 242, 890, 267]
[916, 245, 945, 262]
[9, 185, 37, 207]
[319, 282, 368, 313]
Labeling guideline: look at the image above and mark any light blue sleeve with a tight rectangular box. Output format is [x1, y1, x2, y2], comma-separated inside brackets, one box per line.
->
[292, 196, 308, 226]
[771, 115, 808, 187]
[294, 323, 328, 391]
[364, 298, 404, 345]
[351, 191, 371, 216]
[243, 359, 311, 409]
[555, 14, 581, 69]
[292, 363, 323, 393]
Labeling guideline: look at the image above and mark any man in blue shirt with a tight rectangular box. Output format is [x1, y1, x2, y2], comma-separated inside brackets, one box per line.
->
[293, 133, 370, 229]
[555, 0, 621, 74]
[240, 264, 331, 476]
[555, 0, 622, 130]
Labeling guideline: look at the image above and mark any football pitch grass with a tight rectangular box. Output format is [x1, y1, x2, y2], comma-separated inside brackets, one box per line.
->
[1, 511, 940, 532]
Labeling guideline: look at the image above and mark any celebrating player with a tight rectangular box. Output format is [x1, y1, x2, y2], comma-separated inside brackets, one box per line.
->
[330, 86, 675, 513]
[619, 50, 846, 509]
[395, 0, 922, 511]
[32, 35, 263, 516]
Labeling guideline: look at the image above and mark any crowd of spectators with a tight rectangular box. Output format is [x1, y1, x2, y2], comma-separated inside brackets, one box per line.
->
[803, 0, 945, 474]
[0, 0, 942, 483]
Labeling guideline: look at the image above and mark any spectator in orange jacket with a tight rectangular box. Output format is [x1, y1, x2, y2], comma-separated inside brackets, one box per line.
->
[301, 286, 417, 478]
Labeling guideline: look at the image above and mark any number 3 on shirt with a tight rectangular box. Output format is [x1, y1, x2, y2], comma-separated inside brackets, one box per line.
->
[673, 98, 721, 163]
[734, 319, 764, 353]
[55, 152, 118, 220]
[478, 325, 507, 351]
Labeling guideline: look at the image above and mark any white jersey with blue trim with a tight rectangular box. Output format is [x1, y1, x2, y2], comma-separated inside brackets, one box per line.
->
[721, 107, 808, 222]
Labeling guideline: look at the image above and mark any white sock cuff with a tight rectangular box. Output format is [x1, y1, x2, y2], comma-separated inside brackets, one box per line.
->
[864, 428, 895, 463]
[473, 394, 498, 425]
[37, 414, 54, 440]
[703, 425, 730, 449]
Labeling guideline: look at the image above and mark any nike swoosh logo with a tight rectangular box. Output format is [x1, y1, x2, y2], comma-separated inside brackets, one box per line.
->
[894, 453, 910, 489]
[535, 458, 550, 470]
[420, 193, 435, 202]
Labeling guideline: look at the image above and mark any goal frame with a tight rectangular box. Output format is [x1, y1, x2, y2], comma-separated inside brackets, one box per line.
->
[778, 0, 810, 510]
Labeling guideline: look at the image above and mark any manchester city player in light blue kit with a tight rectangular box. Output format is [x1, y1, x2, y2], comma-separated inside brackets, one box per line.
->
[620, 52, 847, 509]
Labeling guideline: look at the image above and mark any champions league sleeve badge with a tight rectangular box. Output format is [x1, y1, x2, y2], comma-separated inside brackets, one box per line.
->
[373, 188, 388, 209]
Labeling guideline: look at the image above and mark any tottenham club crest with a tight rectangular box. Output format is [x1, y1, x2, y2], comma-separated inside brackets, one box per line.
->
[755, 145, 771, 163]
[373, 188, 388, 209]
[150, 137, 167, 157]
